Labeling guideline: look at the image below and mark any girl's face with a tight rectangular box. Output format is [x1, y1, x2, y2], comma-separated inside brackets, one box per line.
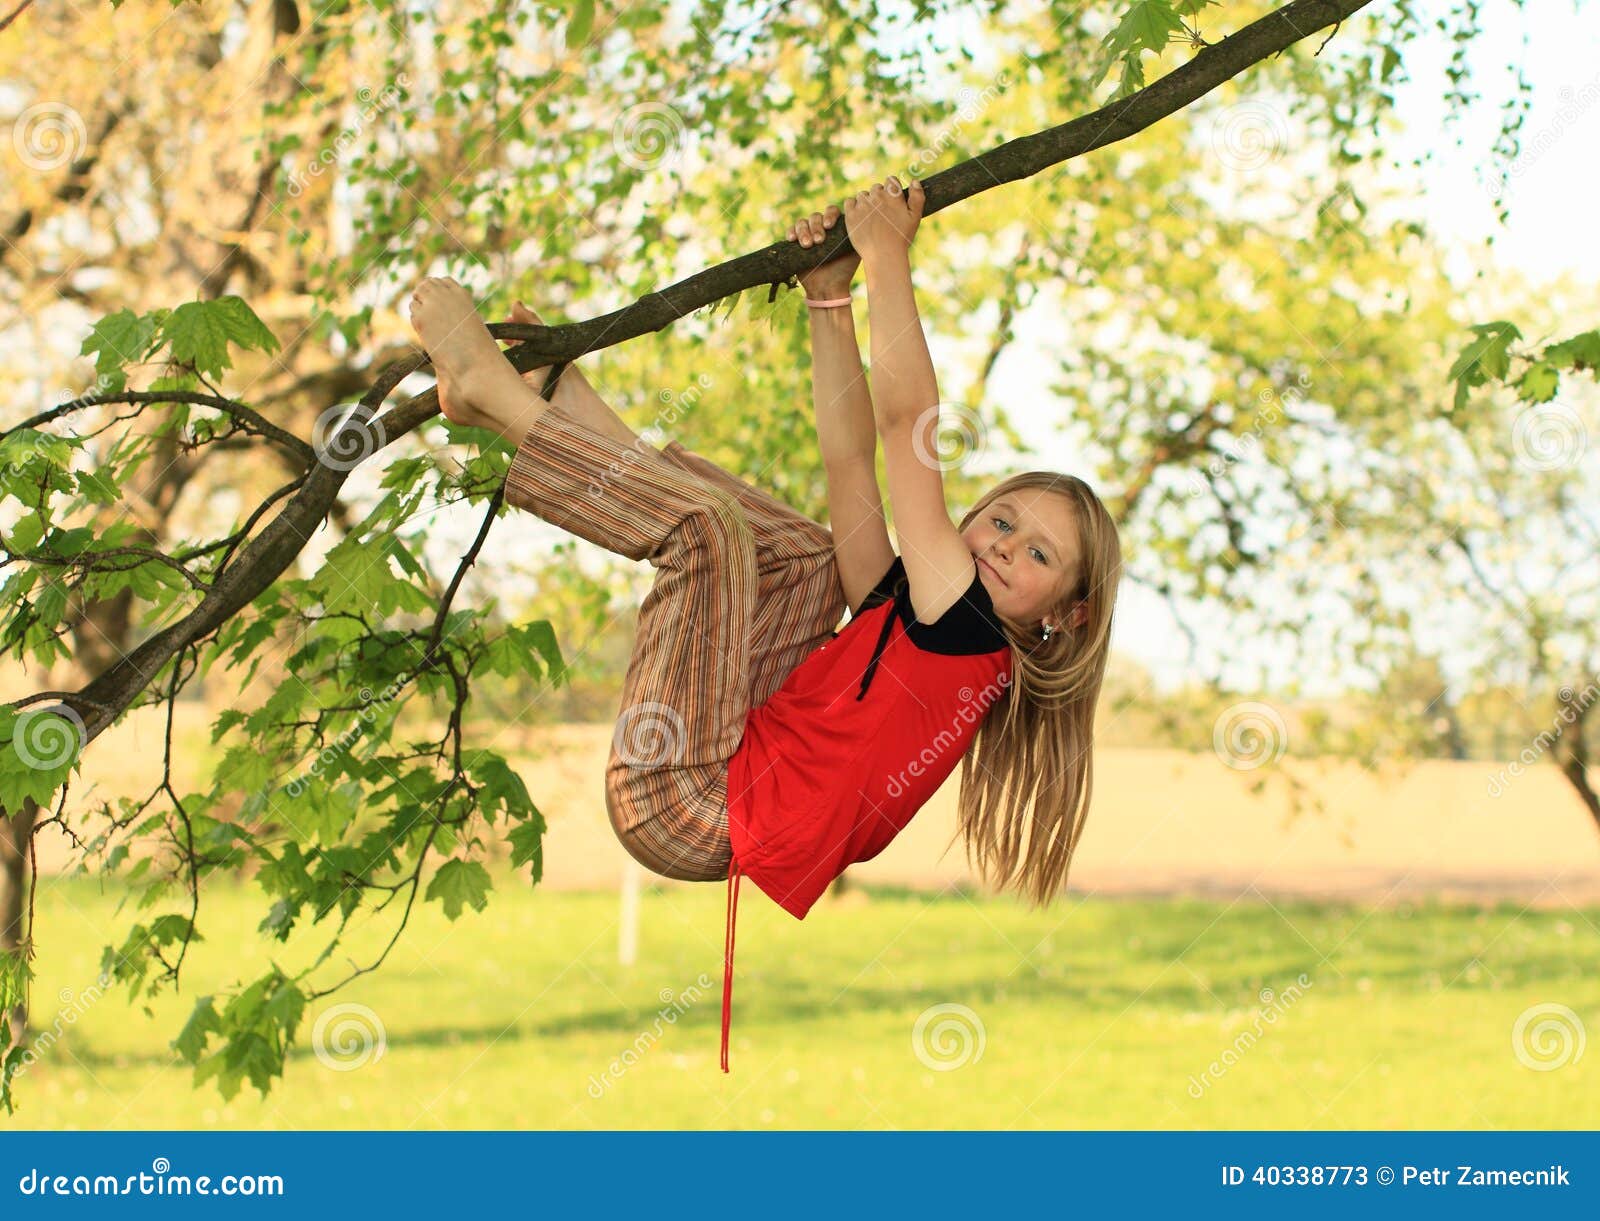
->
[962, 489, 1081, 630]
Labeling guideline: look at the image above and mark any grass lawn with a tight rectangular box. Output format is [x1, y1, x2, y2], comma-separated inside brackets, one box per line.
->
[6, 865, 1596, 1129]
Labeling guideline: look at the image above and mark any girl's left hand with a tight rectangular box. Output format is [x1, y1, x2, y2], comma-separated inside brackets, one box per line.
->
[841, 175, 925, 263]
[786, 204, 858, 298]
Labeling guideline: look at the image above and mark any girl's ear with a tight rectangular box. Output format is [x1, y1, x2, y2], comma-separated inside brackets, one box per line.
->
[1068, 602, 1088, 628]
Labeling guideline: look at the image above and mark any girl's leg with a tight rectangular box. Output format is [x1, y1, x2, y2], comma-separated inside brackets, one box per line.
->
[505, 300, 655, 452]
[656, 443, 848, 707]
[502, 403, 750, 882]
[409, 276, 658, 456]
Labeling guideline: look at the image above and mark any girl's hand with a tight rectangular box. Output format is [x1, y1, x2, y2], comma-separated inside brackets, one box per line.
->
[786, 203, 858, 299]
[842, 175, 924, 265]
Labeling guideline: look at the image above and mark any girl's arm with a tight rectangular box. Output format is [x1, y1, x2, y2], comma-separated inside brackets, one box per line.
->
[858, 223, 976, 626]
[788, 204, 896, 612]
[807, 304, 895, 611]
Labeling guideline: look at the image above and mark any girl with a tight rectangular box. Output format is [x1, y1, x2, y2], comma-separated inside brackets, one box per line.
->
[407, 175, 1122, 1073]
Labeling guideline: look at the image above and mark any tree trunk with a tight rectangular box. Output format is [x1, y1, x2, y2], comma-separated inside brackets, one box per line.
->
[1, 797, 38, 1047]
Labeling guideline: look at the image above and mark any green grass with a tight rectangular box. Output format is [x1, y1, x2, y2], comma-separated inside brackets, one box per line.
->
[6, 865, 1596, 1129]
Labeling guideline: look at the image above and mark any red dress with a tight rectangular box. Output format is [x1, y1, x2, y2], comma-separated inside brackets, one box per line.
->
[719, 553, 1013, 1069]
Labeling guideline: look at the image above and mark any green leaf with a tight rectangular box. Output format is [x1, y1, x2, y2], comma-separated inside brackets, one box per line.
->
[1515, 361, 1559, 404]
[508, 816, 546, 885]
[0, 946, 32, 1013]
[80, 309, 160, 391]
[159, 296, 279, 381]
[1544, 329, 1600, 373]
[425, 858, 491, 920]
[1102, 1, 1184, 60]
[1446, 321, 1521, 409]
[173, 996, 223, 1064]
[312, 534, 401, 615]
[74, 468, 121, 506]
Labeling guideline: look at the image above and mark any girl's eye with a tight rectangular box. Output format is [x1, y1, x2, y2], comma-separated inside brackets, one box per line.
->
[994, 517, 1047, 564]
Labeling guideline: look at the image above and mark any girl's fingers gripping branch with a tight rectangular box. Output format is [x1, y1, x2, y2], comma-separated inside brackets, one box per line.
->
[841, 175, 924, 261]
[788, 201, 857, 298]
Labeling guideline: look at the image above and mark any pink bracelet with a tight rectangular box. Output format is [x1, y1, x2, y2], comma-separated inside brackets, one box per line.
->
[805, 296, 852, 308]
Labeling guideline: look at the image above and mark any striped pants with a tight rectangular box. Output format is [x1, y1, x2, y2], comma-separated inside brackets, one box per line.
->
[502, 403, 848, 882]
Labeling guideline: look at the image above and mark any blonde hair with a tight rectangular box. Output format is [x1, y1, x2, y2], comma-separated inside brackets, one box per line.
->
[948, 470, 1123, 908]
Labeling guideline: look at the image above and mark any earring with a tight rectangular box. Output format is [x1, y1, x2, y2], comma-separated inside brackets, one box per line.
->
[1040, 622, 1054, 640]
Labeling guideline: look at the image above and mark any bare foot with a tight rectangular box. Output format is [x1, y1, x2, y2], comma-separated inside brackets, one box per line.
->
[507, 300, 549, 384]
[407, 277, 522, 429]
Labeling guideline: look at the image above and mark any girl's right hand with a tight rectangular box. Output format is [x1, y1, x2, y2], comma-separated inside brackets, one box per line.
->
[786, 203, 859, 299]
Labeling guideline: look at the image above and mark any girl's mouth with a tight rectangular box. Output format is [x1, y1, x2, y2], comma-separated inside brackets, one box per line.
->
[978, 557, 1007, 587]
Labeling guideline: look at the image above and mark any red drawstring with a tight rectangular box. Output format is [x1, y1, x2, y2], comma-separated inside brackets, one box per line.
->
[721, 856, 741, 1072]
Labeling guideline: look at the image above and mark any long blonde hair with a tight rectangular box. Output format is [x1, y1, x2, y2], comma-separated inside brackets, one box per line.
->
[949, 470, 1123, 908]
